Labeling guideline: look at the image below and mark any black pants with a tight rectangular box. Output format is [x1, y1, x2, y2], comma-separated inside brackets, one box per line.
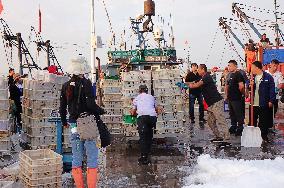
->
[189, 93, 204, 121]
[228, 99, 245, 127]
[249, 106, 272, 138]
[14, 106, 22, 133]
[137, 116, 157, 157]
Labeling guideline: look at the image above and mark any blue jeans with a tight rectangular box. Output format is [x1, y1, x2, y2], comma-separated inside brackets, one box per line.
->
[189, 93, 204, 121]
[69, 120, 99, 168]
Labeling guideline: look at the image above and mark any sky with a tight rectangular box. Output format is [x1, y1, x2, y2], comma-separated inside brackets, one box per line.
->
[0, 0, 283, 74]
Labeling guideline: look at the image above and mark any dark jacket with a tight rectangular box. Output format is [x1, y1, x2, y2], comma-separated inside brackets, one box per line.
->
[185, 71, 201, 95]
[9, 83, 22, 112]
[59, 77, 104, 126]
[8, 75, 14, 86]
[253, 71, 276, 108]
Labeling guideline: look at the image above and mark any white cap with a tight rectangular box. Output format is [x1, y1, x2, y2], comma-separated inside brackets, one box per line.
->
[68, 56, 91, 75]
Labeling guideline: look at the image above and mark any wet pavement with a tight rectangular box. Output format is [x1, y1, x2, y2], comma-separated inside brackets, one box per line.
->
[1, 106, 284, 188]
[99, 106, 284, 188]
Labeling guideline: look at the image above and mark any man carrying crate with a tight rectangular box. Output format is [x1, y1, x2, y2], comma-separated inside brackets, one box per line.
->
[130, 85, 160, 165]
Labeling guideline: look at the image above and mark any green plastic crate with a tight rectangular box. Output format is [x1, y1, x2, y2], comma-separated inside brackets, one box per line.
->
[123, 115, 137, 124]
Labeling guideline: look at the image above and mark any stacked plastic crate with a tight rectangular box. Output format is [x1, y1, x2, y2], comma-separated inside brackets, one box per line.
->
[121, 71, 151, 137]
[19, 149, 63, 188]
[22, 72, 68, 150]
[153, 69, 185, 136]
[0, 77, 11, 153]
[101, 79, 124, 135]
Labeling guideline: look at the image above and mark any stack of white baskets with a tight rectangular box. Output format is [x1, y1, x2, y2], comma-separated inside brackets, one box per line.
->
[22, 71, 68, 150]
[121, 71, 151, 137]
[0, 76, 11, 154]
[101, 79, 124, 135]
[152, 69, 185, 137]
[19, 149, 63, 188]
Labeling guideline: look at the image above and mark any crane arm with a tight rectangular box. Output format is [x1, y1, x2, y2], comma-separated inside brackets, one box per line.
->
[219, 17, 245, 49]
[232, 3, 262, 39]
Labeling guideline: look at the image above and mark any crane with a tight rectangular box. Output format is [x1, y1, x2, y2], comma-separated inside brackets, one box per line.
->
[0, 18, 41, 75]
[232, 2, 262, 39]
[30, 26, 63, 73]
[219, 17, 245, 49]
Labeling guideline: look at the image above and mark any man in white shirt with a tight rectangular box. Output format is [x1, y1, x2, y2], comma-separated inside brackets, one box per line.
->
[266, 59, 283, 118]
[131, 85, 159, 165]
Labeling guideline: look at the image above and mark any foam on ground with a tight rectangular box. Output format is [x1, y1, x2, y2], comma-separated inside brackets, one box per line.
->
[183, 154, 284, 188]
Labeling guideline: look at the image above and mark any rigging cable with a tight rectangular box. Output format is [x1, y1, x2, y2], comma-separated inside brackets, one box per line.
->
[205, 27, 219, 64]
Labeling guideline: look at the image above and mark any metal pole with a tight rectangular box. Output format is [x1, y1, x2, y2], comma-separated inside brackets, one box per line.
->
[16, 33, 23, 75]
[91, 0, 96, 83]
[46, 40, 51, 67]
[274, 0, 280, 47]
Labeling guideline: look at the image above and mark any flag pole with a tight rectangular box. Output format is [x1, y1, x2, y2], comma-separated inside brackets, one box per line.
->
[39, 4, 42, 33]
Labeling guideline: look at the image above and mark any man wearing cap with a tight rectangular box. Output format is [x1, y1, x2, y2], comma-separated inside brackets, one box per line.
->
[131, 85, 160, 165]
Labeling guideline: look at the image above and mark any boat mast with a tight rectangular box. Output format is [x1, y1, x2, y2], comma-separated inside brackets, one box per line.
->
[91, 0, 96, 83]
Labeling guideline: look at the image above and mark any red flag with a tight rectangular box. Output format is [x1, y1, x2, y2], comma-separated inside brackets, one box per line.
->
[0, 0, 4, 15]
[39, 6, 42, 33]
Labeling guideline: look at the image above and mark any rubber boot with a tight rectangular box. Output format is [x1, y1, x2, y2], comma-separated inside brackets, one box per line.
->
[72, 167, 84, 188]
[87, 168, 98, 188]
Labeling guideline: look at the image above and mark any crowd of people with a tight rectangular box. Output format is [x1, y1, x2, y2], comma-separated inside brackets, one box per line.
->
[184, 59, 284, 143]
[4, 55, 284, 187]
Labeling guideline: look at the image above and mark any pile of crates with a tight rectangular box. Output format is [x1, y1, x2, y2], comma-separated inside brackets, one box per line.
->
[153, 69, 185, 136]
[22, 72, 68, 150]
[0, 77, 11, 154]
[121, 71, 152, 137]
[101, 79, 124, 135]
[19, 149, 63, 188]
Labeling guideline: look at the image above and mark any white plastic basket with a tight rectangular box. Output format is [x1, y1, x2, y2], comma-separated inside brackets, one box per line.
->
[103, 86, 122, 94]
[101, 115, 123, 123]
[21, 114, 56, 127]
[103, 79, 121, 87]
[153, 78, 181, 88]
[23, 89, 59, 100]
[105, 108, 124, 115]
[122, 89, 139, 98]
[0, 77, 8, 89]
[122, 70, 151, 81]
[0, 119, 11, 131]
[103, 101, 123, 108]
[26, 126, 56, 137]
[0, 137, 11, 152]
[22, 98, 60, 110]
[152, 69, 181, 80]
[0, 99, 9, 110]
[0, 89, 9, 100]
[122, 80, 151, 90]
[0, 110, 9, 120]
[103, 94, 122, 101]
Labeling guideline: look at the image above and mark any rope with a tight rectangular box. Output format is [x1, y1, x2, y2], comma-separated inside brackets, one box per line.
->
[101, 0, 115, 46]
[220, 27, 245, 62]
[205, 27, 219, 64]
[235, 3, 283, 15]
[1, 33, 13, 68]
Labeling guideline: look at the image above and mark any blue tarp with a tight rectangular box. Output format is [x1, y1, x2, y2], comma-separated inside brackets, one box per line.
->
[263, 49, 284, 65]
